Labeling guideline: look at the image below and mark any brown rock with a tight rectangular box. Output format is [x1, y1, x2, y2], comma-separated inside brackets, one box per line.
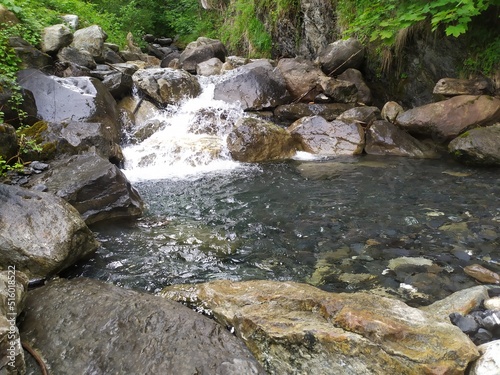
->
[433, 78, 494, 96]
[448, 124, 500, 166]
[395, 95, 500, 141]
[162, 280, 479, 375]
[464, 264, 500, 284]
[274, 103, 355, 122]
[276, 57, 325, 102]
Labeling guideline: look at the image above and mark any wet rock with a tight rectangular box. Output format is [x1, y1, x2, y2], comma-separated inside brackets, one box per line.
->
[180, 37, 227, 73]
[28, 152, 144, 225]
[276, 57, 326, 102]
[288, 115, 365, 156]
[162, 280, 478, 374]
[448, 124, 500, 166]
[17, 69, 122, 143]
[381, 101, 404, 123]
[433, 78, 494, 97]
[449, 312, 480, 334]
[101, 71, 133, 99]
[41, 24, 73, 54]
[318, 38, 365, 76]
[0, 123, 17, 161]
[0, 270, 29, 375]
[464, 264, 500, 284]
[469, 340, 500, 375]
[9, 36, 53, 72]
[337, 106, 380, 126]
[19, 278, 265, 375]
[160, 49, 181, 68]
[274, 102, 354, 122]
[227, 117, 297, 162]
[0, 184, 98, 279]
[71, 25, 107, 63]
[318, 76, 358, 103]
[395, 95, 500, 141]
[214, 60, 291, 110]
[57, 46, 97, 69]
[102, 45, 125, 64]
[365, 120, 439, 158]
[132, 68, 201, 105]
[337, 68, 372, 105]
[196, 57, 223, 76]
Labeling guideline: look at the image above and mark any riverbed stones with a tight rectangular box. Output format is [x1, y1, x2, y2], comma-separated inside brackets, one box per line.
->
[161, 280, 479, 374]
[214, 60, 291, 110]
[132, 67, 201, 105]
[0, 270, 28, 375]
[29, 152, 144, 225]
[227, 117, 297, 162]
[19, 278, 265, 375]
[448, 124, 500, 166]
[0, 184, 99, 279]
[395, 95, 500, 141]
[365, 120, 439, 158]
[288, 115, 365, 155]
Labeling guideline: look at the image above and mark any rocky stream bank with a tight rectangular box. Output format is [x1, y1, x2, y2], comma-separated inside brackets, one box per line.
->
[1, 7, 500, 375]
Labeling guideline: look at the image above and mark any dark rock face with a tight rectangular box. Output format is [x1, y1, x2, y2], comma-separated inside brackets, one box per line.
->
[214, 60, 291, 110]
[0, 123, 17, 160]
[19, 278, 265, 375]
[29, 152, 144, 225]
[274, 102, 355, 122]
[318, 38, 365, 76]
[337, 68, 372, 105]
[9, 36, 53, 72]
[0, 184, 98, 279]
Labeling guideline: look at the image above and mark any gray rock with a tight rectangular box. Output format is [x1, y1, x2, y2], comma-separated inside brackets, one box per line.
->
[102, 71, 133, 99]
[433, 77, 494, 96]
[17, 69, 122, 144]
[57, 46, 97, 69]
[0, 184, 98, 279]
[72, 25, 107, 63]
[41, 24, 73, 54]
[288, 115, 365, 156]
[132, 68, 201, 105]
[30, 152, 143, 225]
[9, 36, 53, 71]
[274, 102, 355, 122]
[318, 76, 358, 103]
[227, 117, 297, 162]
[196, 57, 223, 76]
[276, 57, 327, 102]
[448, 124, 500, 166]
[19, 278, 265, 375]
[299, 0, 336, 58]
[365, 120, 439, 158]
[318, 38, 365, 75]
[60, 14, 78, 29]
[214, 60, 291, 110]
[337, 106, 380, 125]
[0, 270, 29, 375]
[180, 37, 227, 73]
[337, 68, 372, 105]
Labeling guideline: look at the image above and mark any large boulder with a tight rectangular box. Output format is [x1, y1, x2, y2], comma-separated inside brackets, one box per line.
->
[0, 184, 99, 280]
[288, 115, 365, 155]
[40, 24, 73, 54]
[274, 102, 355, 122]
[365, 120, 439, 158]
[9, 36, 53, 71]
[395, 95, 500, 141]
[132, 68, 201, 105]
[318, 76, 358, 103]
[448, 124, 500, 166]
[214, 60, 291, 110]
[29, 152, 144, 225]
[179, 37, 227, 73]
[0, 270, 28, 375]
[161, 280, 479, 375]
[19, 278, 265, 374]
[17, 69, 123, 144]
[337, 68, 372, 105]
[318, 38, 365, 76]
[433, 78, 494, 97]
[276, 57, 326, 102]
[227, 117, 297, 162]
[196, 57, 223, 76]
[71, 25, 107, 63]
[57, 46, 97, 69]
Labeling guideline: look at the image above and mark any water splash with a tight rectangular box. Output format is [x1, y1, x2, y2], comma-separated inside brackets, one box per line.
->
[122, 75, 251, 181]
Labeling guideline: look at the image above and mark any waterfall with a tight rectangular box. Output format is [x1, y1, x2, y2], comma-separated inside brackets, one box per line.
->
[122, 75, 252, 181]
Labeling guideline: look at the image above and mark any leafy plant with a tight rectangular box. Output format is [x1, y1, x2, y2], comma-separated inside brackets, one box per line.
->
[0, 126, 43, 176]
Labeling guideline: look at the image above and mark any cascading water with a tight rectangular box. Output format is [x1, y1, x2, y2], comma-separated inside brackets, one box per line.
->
[122, 76, 255, 181]
[66, 74, 500, 306]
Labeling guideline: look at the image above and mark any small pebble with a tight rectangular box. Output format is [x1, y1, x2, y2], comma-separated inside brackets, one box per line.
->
[484, 297, 500, 311]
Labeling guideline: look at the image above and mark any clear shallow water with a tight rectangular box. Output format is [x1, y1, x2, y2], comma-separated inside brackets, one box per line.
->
[65, 155, 500, 306]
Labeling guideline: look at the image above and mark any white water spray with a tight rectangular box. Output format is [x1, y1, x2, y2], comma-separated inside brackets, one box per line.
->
[122, 76, 251, 181]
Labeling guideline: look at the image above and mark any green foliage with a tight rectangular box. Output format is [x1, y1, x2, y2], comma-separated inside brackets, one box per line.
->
[0, 125, 43, 177]
[338, 0, 500, 44]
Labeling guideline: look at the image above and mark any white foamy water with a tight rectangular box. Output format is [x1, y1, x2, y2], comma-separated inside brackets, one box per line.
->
[122, 76, 251, 181]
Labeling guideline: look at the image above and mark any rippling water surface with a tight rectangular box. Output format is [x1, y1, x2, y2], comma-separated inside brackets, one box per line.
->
[66, 155, 500, 305]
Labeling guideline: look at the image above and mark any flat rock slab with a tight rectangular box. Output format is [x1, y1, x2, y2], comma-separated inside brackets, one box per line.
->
[19, 278, 264, 375]
[162, 280, 479, 375]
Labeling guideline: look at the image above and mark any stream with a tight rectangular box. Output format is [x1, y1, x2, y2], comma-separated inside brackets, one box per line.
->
[64, 76, 500, 307]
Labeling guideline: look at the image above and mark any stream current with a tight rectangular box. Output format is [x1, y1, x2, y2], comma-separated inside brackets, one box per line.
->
[65, 76, 500, 306]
